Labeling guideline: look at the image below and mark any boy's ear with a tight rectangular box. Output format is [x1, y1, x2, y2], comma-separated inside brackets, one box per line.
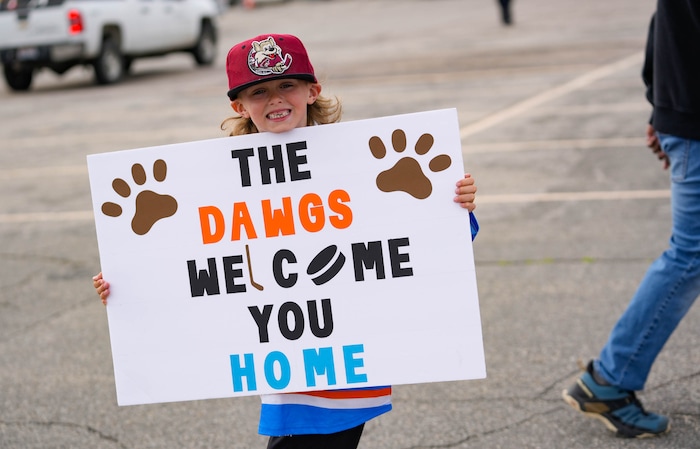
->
[231, 100, 249, 118]
[307, 83, 322, 104]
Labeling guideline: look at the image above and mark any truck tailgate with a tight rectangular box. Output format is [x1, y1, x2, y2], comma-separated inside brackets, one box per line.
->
[0, 8, 70, 49]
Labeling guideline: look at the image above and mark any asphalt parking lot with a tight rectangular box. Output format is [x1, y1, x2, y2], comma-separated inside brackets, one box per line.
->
[2, 0, 699, 448]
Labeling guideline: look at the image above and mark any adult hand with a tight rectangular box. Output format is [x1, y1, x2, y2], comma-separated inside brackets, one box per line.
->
[647, 124, 669, 170]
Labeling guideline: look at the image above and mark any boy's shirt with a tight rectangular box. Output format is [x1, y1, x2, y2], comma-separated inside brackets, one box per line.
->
[259, 387, 392, 435]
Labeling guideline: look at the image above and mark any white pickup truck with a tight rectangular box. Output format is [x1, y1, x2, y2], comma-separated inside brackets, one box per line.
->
[0, 0, 221, 91]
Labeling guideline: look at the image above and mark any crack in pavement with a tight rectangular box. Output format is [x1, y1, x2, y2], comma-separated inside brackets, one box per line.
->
[0, 296, 96, 344]
[393, 367, 700, 449]
[402, 407, 562, 449]
[0, 420, 130, 449]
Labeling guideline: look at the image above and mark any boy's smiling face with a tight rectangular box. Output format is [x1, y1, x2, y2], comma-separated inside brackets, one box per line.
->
[231, 79, 321, 134]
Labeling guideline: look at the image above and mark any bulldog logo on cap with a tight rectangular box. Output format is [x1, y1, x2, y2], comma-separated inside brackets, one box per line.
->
[248, 36, 293, 76]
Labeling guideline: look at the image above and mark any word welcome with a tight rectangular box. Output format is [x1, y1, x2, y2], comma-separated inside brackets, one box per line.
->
[186, 237, 413, 296]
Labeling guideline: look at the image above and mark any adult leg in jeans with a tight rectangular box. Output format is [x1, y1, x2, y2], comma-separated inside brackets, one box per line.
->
[596, 133, 700, 391]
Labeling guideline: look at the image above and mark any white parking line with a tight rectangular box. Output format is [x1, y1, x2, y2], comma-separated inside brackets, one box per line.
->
[476, 189, 669, 205]
[463, 137, 643, 154]
[0, 210, 94, 223]
[459, 52, 645, 139]
[0, 190, 669, 224]
[0, 165, 87, 179]
[0, 51, 656, 225]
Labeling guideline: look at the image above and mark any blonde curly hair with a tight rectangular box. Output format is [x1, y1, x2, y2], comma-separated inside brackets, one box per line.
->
[221, 93, 342, 136]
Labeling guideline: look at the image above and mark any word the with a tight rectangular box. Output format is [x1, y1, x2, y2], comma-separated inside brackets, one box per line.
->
[231, 141, 310, 187]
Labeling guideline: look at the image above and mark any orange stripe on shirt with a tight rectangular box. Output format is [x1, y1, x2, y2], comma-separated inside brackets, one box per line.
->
[296, 387, 392, 400]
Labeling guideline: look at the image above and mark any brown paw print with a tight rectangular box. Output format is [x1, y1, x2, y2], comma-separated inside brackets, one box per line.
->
[100, 160, 178, 235]
[368, 129, 452, 199]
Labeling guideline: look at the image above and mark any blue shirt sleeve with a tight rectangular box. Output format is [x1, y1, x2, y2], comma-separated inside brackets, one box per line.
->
[469, 212, 479, 241]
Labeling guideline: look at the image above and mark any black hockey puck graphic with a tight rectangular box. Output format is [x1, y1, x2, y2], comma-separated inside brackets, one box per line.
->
[307, 245, 346, 285]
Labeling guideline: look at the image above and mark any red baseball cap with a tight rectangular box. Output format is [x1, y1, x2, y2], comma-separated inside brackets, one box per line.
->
[226, 34, 317, 100]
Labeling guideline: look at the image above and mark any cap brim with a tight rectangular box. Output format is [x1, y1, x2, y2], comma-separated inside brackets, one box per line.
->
[227, 74, 317, 100]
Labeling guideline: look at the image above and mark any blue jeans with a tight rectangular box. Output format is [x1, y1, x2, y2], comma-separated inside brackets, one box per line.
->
[596, 133, 700, 391]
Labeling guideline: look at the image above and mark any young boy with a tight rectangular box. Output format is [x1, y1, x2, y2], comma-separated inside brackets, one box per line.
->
[95, 33, 479, 449]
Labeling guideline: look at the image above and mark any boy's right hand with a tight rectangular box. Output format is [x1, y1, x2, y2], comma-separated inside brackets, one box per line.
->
[454, 173, 477, 212]
[93, 272, 110, 305]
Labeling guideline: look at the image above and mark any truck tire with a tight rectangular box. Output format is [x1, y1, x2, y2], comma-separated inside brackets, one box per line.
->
[93, 36, 125, 85]
[192, 22, 217, 66]
[3, 65, 33, 91]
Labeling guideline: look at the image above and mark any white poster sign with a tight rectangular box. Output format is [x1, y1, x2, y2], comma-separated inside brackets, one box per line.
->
[87, 108, 484, 406]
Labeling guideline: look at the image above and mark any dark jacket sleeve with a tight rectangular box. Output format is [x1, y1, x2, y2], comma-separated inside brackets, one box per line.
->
[642, 13, 655, 123]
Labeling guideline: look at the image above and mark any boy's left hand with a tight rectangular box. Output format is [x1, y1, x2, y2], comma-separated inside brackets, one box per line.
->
[454, 173, 477, 212]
